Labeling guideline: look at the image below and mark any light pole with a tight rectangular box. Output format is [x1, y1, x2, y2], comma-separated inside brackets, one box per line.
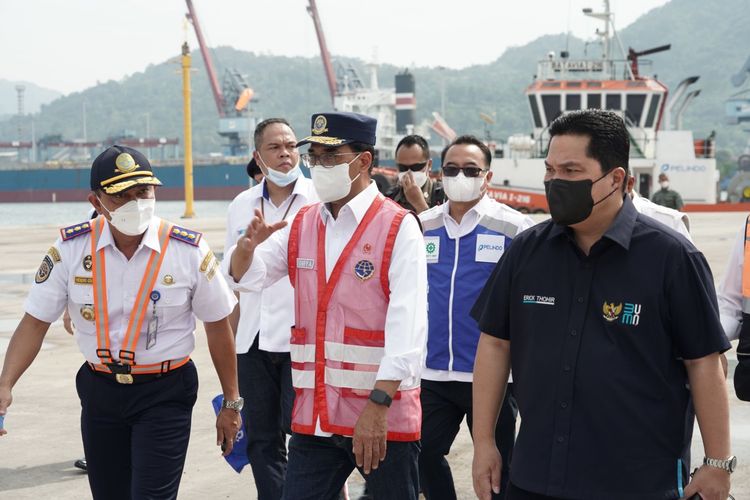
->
[437, 66, 447, 146]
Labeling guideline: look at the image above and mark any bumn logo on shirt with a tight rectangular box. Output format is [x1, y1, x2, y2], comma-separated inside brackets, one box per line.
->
[424, 236, 440, 264]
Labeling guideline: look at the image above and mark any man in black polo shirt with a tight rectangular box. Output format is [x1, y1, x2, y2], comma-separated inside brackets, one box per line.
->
[470, 110, 734, 500]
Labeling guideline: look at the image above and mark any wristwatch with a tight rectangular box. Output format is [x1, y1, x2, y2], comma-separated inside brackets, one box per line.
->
[703, 455, 737, 474]
[368, 389, 393, 408]
[221, 397, 244, 412]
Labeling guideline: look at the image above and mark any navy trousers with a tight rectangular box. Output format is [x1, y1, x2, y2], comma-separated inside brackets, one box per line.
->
[419, 379, 518, 500]
[237, 336, 294, 500]
[76, 360, 198, 500]
[282, 433, 420, 500]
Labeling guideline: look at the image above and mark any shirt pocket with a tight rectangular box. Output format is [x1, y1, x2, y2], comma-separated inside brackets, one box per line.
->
[153, 287, 191, 324]
[68, 286, 96, 334]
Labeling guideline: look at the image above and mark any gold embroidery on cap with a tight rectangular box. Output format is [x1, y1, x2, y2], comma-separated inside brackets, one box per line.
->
[115, 153, 138, 173]
[312, 115, 328, 135]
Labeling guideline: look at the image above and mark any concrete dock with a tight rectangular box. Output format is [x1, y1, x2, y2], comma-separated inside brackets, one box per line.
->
[1, 212, 749, 499]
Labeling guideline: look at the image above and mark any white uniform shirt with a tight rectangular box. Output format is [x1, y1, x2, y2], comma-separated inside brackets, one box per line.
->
[632, 192, 692, 242]
[224, 181, 427, 385]
[419, 195, 535, 383]
[223, 177, 318, 353]
[718, 226, 744, 342]
[25, 216, 238, 365]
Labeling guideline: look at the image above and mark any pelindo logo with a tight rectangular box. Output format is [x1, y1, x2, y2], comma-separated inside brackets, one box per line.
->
[478, 244, 503, 252]
[661, 163, 706, 173]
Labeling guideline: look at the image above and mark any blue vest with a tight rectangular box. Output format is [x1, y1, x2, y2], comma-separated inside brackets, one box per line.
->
[423, 206, 527, 373]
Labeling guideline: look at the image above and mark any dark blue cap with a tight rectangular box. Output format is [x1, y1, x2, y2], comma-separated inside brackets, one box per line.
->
[90, 145, 162, 194]
[296, 112, 377, 147]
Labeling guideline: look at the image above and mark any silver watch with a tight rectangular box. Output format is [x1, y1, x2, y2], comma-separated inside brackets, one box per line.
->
[221, 397, 244, 412]
[703, 455, 737, 474]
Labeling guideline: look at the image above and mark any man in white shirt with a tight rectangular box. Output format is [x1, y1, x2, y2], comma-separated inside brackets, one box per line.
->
[224, 118, 317, 499]
[419, 136, 535, 500]
[0, 145, 242, 500]
[224, 112, 427, 499]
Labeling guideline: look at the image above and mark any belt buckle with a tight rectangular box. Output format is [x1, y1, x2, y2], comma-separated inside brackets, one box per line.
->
[115, 373, 134, 384]
[107, 363, 134, 384]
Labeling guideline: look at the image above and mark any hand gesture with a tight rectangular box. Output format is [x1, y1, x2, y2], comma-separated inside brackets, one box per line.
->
[473, 441, 503, 500]
[402, 172, 429, 213]
[352, 403, 388, 475]
[0, 386, 12, 436]
[682, 465, 730, 500]
[216, 408, 242, 457]
[237, 208, 288, 256]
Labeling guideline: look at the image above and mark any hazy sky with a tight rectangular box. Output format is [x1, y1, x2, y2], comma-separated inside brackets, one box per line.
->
[2, 0, 670, 95]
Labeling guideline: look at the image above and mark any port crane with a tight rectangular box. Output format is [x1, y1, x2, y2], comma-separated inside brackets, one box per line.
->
[184, 0, 256, 156]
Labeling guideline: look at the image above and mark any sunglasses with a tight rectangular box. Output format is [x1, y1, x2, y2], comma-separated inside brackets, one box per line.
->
[441, 166, 487, 178]
[397, 162, 428, 173]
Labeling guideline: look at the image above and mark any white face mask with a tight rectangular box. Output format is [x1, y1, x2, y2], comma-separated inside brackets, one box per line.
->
[443, 171, 485, 202]
[398, 171, 428, 188]
[311, 154, 362, 203]
[660, 181, 669, 189]
[98, 197, 155, 236]
[258, 154, 301, 188]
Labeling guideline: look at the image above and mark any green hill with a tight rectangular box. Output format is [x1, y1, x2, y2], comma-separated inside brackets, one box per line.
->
[2, 0, 748, 164]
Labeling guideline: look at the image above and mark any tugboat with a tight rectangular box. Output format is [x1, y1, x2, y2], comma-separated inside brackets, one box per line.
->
[487, 0, 718, 213]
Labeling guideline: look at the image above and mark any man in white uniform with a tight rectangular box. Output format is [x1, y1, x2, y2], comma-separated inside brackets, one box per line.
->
[0, 145, 244, 500]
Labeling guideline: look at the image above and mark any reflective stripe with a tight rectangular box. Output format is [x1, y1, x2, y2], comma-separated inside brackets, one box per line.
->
[742, 298, 750, 315]
[290, 344, 316, 363]
[119, 221, 172, 360]
[91, 217, 173, 365]
[324, 341, 384, 365]
[292, 368, 315, 389]
[325, 367, 377, 390]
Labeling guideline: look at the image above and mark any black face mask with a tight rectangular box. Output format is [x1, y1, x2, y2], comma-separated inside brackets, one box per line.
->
[544, 171, 618, 226]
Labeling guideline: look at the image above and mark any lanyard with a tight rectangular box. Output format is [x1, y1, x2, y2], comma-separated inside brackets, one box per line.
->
[90, 216, 173, 366]
[261, 193, 299, 222]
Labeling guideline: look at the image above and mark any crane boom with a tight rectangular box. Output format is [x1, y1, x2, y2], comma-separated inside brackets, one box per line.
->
[185, 0, 225, 117]
[307, 0, 338, 105]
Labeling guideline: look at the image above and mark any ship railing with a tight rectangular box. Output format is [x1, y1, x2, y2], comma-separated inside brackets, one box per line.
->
[535, 58, 655, 81]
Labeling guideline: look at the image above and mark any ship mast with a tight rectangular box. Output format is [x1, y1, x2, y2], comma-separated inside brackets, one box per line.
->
[582, 0, 634, 80]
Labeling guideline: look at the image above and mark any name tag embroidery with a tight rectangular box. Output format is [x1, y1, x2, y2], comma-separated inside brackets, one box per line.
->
[297, 258, 315, 270]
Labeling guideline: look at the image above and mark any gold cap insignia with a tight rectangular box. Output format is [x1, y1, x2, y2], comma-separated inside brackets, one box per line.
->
[312, 115, 328, 135]
[115, 153, 138, 173]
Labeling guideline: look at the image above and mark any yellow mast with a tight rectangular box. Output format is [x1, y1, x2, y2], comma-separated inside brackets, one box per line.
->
[181, 41, 195, 218]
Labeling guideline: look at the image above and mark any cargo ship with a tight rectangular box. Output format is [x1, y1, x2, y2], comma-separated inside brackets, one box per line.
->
[486, 0, 721, 213]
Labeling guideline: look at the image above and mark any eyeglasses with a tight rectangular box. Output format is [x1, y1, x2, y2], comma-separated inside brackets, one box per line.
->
[397, 162, 428, 173]
[441, 166, 487, 178]
[300, 152, 359, 168]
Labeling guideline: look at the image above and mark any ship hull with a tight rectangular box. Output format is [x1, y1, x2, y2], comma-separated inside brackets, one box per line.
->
[0, 162, 250, 203]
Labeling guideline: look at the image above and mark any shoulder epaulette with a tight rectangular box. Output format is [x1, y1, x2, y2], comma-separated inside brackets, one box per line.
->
[60, 221, 93, 241]
[169, 225, 202, 246]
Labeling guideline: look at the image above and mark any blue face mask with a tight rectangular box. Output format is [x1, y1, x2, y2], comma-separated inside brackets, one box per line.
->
[258, 154, 301, 188]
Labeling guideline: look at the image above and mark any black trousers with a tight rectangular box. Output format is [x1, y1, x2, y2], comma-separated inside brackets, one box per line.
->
[505, 483, 568, 500]
[237, 336, 295, 500]
[419, 379, 517, 500]
[76, 360, 198, 500]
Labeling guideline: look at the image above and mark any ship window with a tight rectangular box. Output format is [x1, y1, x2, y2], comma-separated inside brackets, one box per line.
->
[587, 81, 602, 88]
[587, 94, 601, 109]
[528, 95, 543, 128]
[625, 94, 647, 125]
[606, 94, 621, 110]
[566, 94, 581, 110]
[567, 82, 582, 88]
[644, 94, 661, 128]
[542, 82, 561, 88]
[542, 95, 562, 123]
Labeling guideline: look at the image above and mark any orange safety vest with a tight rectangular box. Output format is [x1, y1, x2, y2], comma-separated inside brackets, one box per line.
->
[88, 216, 189, 381]
[736, 215, 750, 400]
[286, 196, 421, 441]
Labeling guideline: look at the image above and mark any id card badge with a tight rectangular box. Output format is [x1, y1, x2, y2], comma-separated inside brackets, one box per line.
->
[0, 414, 4, 430]
[147, 290, 161, 350]
[146, 316, 159, 350]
